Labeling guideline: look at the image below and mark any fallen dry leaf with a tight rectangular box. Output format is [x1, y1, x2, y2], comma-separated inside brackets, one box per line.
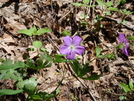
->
[4, 18, 27, 35]
[0, 33, 15, 43]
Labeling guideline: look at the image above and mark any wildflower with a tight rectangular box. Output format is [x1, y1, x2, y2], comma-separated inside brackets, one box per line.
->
[118, 33, 129, 56]
[60, 36, 85, 60]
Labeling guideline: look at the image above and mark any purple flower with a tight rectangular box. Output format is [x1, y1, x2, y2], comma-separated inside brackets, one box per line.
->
[60, 36, 85, 60]
[118, 33, 129, 56]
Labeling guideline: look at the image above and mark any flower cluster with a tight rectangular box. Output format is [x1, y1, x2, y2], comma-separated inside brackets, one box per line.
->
[118, 33, 129, 56]
[60, 36, 85, 60]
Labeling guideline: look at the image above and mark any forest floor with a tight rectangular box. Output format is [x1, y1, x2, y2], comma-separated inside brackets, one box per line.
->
[0, 0, 134, 101]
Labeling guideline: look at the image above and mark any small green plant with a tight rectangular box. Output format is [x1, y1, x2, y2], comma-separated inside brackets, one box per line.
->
[120, 81, 134, 93]
[70, 59, 101, 80]
[17, 77, 37, 96]
[0, 60, 25, 96]
[116, 0, 126, 6]
[120, 9, 133, 15]
[29, 89, 60, 101]
[25, 54, 52, 70]
[96, 0, 119, 14]
[61, 30, 71, 36]
[119, 80, 134, 100]
[18, 26, 51, 36]
[71, 93, 78, 101]
[0, 89, 23, 96]
[95, 0, 133, 24]
[95, 0, 132, 15]
[95, 46, 115, 59]
[32, 41, 42, 49]
[128, 36, 134, 47]
[0, 57, 59, 100]
[18, 26, 51, 54]
[0, 60, 26, 81]
[94, 15, 103, 23]
[72, 0, 95, 7]
[119, 95, 127, 100]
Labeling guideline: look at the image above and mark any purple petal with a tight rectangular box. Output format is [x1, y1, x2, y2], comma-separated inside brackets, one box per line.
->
[124, 39, 129, 48]
[118, 33, 125, 43]
[122, 47, 128, 56]
[72, 36, 82, 46]
[66, 51, 75, 60]
[63, 36, 72, 45]
[74, 46, 85, 55]
[60, 45, 70, 55]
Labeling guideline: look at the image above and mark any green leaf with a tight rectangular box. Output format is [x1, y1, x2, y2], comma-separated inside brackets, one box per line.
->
[87, 5, 96, 7]
[72, 3, 82, 6]
[36, 58, 51, 69]
[43, 60, 52, 68]
[121, 20, 127, 25]
[0, 59, 3, 62]
[0, 89, 23, 96]
[30, 94, 40, 100]
[96, 0, 104, 6]
[27, 47, 34, 51]
[95, 46, 101, 57]
[25, 58, 36, 69]
[17, 77, 37, 95]
[17, 29, 32, 36]
[70, 60, 101, 80]
[53, 54, 67, 63]
[61, 30, 70, 36]
[40, 53, 53, 61]
[116, 44, 124, 49]
[29, 26, 37, 35]
[83, 0, 90, 4]
[105, 1, 113, 7]
[36, 58, 44, 69]
[40, 48, 46, 52]
[120, 0, 126, 4]
[81, 22, 87, 26]
[132, 41, 134, 46]
[116, 0, 126, 6]
[0, 60, 25, 70]
[128, 36, 134, 40]
[120, 9, 133, 15]
[24, 77, 37, 95]
[70, 60, 84, 77]
[96, 15, 103, 20]
[26, 54, 52, 70]
[0, 70, 7, 79]
[107, 7, 119, 11]
[80, 14, 86, 18]
[37, 28, 52, 35]
[32, 41, 42, 49]
[16, 80, 25, 89]
[98, 53, 115, 59]
[94, 19, 98, 23]
[31, 90, 59, 100]
[119, 95, 127, 100]
[129, 81, 134, 90]
[120, 83, 131, 93]
[40, 54, 52, 67]
[105, 11, 111, 15]
[116, 0, 121, 6]
[2, 69, 22, 81]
